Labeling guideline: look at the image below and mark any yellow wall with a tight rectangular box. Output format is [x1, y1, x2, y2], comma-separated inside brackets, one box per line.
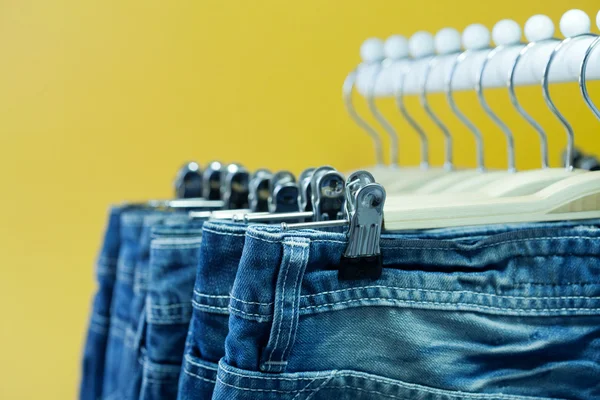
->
[1, 1, 599, 398]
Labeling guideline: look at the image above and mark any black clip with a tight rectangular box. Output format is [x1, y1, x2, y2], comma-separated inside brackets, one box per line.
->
[174, 162, 203, 199]
[249, 169, 273, 212]
[221, 163, 250, 210]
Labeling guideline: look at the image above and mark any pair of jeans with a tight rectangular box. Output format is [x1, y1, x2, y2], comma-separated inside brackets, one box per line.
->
[103, 208, 151, 400]
[120, 211, 177, 400]
[178, 221, 249, 399]
[139, 219, 204, 400]
[80, 207, 123, 400]
[214, 221, 600, 400]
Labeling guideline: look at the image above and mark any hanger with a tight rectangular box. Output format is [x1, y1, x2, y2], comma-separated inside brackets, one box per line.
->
[406, 23, 495, 194]
[380, 11, 600, 229]
[440, 20, 524, 193]
[342, 38, 386, 178]
[382, 31, 452, 193]
[580, 10, 600, 120]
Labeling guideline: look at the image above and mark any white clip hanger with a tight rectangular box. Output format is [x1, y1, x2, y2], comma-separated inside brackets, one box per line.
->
[382, 11, 600, 230]
[469, 10, 592, 197]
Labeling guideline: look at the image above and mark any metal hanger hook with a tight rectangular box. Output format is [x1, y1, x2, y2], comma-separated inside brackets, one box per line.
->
[343, 68, 384, 166]
[420, 56, 454, 171]
[542, 33, 597, 171]
[446, 49, 486, 172]
[580, 36, 600, 121]
[477, 44, 523, 172]
[508, 40, 557, 169]
[366, 61, 399, 167]
[395, 63, 430, 169]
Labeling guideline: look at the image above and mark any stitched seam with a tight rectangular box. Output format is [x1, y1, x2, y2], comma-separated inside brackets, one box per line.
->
[301, 286, 600, 301]
[281, 240, 308, 365]
[193, 290, 229, 299]
[215, 375, 323, 393]
[230, 294, 274, 306]
[183, 368, 217, 383]
[192, 299, 229, 313]
[293, 373, 335, 400]
[202, 227, 246, 237]
[266, 243, 294, 370]
[246, 232, 347, 245]
[382, 236, 600, 251]
[148, 302, 191, 310]
[218, 370, 558, 399]
[184, 355, 218, 371]
[150, 243, 202, 250]
[299, 298, 600, 313]
[303, 375, 336, 400]
[229, 306, 270, 319]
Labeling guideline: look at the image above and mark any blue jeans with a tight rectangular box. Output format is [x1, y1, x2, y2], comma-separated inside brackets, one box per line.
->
[80, 207, 123, 400]
[119, 212, 175, 400]
[214, 221, 600, 400]
[103, 209, 150, 400]
[139, 219, 204, 400]
[178, 221, 249, 399]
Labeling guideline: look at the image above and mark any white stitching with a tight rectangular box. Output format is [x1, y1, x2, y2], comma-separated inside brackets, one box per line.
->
[246, 232, 347, 245]
[301, 286, 600, 301]
[281, 240, 308, 365]
[215, 375, 323, 393]
[202, 227, 246, 237]
[218, 369, 558, 400]
[148, 302, 191, 310]
[382, 236, 600, 251]
[184, 354, 218, 371]
[299, 297, 600, 314]
[293, 373, 335, 400]
[230, 294, 274, 307]
[191, 299, 229, 313]
[266, 243, 294, 370]
[229, 306, 271, 319]
[183, 368, 217, 383]
[193, 290, 229, 299]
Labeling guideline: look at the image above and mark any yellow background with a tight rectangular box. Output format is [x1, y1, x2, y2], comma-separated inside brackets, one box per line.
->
[1, 1, 599, 398]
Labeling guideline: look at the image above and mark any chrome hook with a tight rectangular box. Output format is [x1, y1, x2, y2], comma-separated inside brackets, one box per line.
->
[477, 20, 524, 173]
[395, 31, 434, 169]
[508, 15, 559, 169]
[580, 35, 600, 120]
[365, 35, 409, 168]
[419, 28, 462, 171]
[343, 38, 385, 166]
[543, 10, 598, 170]
[446, 24, 490, 172]
[579, 10, 600, 120]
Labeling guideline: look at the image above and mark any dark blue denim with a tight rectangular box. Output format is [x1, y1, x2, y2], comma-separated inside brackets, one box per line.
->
[139, 219, 204, 400]
[215, 221, 600, 400]
[80, 206, 123, 400]
[103, 209, 150, 400]
[178, 221, 249, 400]
[119, 211, 176, 400]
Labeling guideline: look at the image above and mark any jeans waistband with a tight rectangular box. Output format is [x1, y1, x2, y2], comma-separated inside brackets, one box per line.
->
[229, 221, 600, 322]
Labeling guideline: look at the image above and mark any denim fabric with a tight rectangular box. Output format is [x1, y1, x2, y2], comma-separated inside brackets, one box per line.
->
[80, 207, 123, 400]
[119, 211, 175, 400]
[215, 221, 600, 400]
[139, 219, 204, 400]
[103, 209, 150, 400]
[178, 221, 249, 400]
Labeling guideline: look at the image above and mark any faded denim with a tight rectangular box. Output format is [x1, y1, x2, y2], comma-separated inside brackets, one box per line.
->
[102, 209, 150, 400]
[214, 221, 600, 400]
[139, 219, 203, 400]
[80, 206, 123, 400]
[178, 221, 249, 399]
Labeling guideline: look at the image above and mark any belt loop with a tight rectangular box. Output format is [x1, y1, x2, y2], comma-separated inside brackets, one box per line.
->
[260, 237, 310, 373]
